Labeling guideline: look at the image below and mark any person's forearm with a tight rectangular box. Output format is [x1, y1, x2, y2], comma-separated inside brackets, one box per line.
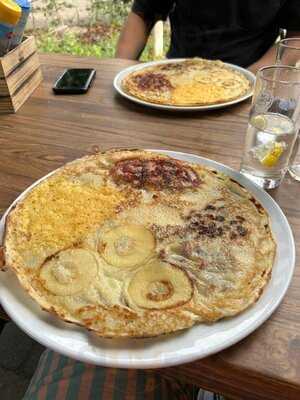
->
[116, 12, 152, 60]
[249, 31, 300, 73]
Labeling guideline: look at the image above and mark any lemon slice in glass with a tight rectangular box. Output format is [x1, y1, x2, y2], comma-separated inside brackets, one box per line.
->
[261, 142, 285, 167]
[251, 115, 267, 130]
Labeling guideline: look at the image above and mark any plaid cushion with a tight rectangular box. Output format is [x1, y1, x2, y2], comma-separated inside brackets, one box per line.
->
[24, 350, 205, 400]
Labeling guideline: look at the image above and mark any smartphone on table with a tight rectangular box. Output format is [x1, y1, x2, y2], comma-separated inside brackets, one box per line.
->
[53, 69, 96, 94]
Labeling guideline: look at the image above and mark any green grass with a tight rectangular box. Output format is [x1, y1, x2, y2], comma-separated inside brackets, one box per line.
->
[37, 31, 119, 58]
[33, 0, 170, 61]
[35, 28, 170, 61]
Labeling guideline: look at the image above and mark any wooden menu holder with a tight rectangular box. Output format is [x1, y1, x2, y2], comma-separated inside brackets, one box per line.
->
[0, 36, 42, 114]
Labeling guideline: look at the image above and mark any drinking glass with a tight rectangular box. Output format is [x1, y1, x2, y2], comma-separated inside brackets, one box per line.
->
[276, 38, 300, 181]
[240, 66, 300, 189]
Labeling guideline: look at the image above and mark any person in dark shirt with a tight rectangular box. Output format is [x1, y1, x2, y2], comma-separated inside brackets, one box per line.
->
[116, 0, 300, 71]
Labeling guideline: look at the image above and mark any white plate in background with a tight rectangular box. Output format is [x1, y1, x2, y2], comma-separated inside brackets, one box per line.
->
[114, 59, 255, 111]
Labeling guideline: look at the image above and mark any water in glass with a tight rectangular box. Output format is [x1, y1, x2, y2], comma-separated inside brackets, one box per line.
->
[240, 112, 297, 188]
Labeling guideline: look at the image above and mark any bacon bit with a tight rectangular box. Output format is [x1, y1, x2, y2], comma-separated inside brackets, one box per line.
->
[133, 73, 173, 91]
[189, 221, 200, 229]
[186, 208, 225, 239]
[217, 227, 223, 235]
[206, 223, 218, 238]
[111, 158, 201, 190]
[186, 207, 250, 240]
[207, 214, 215, 220]
[236, 226, 248, 236]
[205, 205, 216, 211]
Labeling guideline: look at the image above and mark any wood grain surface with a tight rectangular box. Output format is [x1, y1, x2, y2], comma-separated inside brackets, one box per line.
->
[0, 55, 299, 399]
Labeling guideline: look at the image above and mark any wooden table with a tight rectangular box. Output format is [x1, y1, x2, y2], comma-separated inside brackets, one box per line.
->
[0, 55, 299, 400]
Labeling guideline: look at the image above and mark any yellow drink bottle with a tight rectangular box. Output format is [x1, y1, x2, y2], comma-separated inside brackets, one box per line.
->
[0, 0, 21, 56]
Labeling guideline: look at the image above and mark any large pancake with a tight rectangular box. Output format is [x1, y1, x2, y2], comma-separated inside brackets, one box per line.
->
[2, 150, 276, 337]
[122, 59, 251, 106]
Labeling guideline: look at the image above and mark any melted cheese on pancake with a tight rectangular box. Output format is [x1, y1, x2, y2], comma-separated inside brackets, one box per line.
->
[6, 173, 125, 269]
[172, 82, 227, 106]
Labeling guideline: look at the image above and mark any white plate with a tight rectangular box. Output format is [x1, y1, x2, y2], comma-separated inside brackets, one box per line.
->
[0, 150, 295, 369]
[113, 59, 255, 111]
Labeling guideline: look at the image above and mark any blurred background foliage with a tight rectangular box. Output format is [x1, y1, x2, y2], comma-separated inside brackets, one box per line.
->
[29, 0, 169, 60]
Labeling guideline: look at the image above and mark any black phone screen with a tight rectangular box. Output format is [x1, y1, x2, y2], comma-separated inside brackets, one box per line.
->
[53, 69, 96, 94]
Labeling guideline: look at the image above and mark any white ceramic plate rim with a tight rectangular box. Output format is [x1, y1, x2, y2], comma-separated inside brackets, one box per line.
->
[113, 59, 255, 111]
[0, 150, 295, 369]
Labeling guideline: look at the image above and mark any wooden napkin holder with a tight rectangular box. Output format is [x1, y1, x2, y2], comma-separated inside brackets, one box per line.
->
[0, 36, 42, 114]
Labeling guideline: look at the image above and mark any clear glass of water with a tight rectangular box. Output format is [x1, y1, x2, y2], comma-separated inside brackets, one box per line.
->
[276, 38, 300, 181]
[240, 66, 300, 189]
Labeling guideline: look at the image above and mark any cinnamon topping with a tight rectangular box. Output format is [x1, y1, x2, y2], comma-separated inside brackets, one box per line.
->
[111, 158, 200, 190]
[133, 73, 173, 91]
